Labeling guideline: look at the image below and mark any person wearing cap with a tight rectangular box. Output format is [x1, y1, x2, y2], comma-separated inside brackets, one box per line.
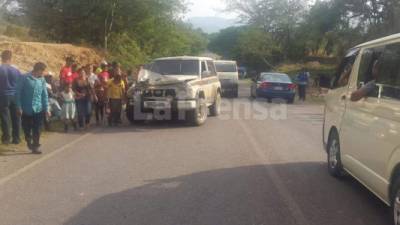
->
[0, 50, 22, 145]
[16, 62, 50, 154]
[95, 60, 107, 75]
[98, 63, 110, 82]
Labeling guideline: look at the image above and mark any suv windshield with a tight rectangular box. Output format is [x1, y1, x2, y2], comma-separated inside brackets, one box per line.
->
[215, 63, 237, 72]
[151, 60, 199, 76]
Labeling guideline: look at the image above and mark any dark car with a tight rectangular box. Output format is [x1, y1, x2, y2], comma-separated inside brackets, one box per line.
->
[250, 72, 296, 103]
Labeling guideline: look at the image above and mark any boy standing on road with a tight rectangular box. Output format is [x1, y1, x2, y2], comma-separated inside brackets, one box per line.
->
[16, 62, 50, 154]
[0, 50, 22, 145]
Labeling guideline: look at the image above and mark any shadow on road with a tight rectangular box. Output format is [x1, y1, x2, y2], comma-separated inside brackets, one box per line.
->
[63, 163, 390, 225]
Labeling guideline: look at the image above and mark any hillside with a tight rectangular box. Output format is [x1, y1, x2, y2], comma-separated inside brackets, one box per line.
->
[0, 37, 104, 74]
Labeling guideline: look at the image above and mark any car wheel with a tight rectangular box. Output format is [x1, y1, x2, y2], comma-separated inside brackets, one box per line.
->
[327, 131, 345, 178]
[187, 97, 207, 126]
[392, 178, 400, 225]
[210, 91, 221, 117]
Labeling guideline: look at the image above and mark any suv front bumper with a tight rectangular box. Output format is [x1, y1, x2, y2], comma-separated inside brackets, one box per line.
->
[128, 98, 197, 111]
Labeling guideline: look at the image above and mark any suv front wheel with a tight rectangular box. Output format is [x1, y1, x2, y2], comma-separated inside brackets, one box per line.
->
[187, 97, 207, 126]
[210, 91, 221, 117]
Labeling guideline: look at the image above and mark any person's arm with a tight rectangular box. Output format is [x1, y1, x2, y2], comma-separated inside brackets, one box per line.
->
[15, 76, 24, 116]
[121, 81, 127, 102]
[41, 79, 49, 115]
[351, 81, 376, 102]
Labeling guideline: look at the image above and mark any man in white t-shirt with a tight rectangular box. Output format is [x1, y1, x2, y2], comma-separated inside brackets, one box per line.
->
[85, 64, 98, 88]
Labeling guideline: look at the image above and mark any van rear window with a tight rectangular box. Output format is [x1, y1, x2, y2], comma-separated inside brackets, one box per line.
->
[215, 63, 237, 73]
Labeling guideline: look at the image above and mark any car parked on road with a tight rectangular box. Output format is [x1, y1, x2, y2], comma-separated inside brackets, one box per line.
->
[323, 33, 400, 225]
[126, 56, 221, 126]
[215, 60, 239, 98]
[250, 72, 296, 103]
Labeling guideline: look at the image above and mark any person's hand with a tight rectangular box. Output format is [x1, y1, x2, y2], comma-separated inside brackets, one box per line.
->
[46, 111, 52, 118]
[16, 109, 23, 117]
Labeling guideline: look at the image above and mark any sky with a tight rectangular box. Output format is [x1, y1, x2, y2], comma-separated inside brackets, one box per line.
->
[185, 0, 237, 19]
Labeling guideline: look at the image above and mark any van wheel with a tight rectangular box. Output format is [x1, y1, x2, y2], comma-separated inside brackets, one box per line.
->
[327, 131, 345, 178]
[187, 97, 207, 126]
[210, 92, 221, 117]
[233, 88, 239, 98]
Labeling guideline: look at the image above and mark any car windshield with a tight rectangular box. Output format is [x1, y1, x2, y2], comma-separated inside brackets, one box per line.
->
[151, 60, 199, 76]
[260, 73, 291, 83]
[215, 63, 237, 72]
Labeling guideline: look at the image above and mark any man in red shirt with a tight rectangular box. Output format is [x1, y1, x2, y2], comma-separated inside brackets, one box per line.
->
[59, 57, 75, 87]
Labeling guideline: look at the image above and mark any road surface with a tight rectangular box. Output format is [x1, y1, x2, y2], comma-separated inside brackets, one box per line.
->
[0, 82, 391, 225]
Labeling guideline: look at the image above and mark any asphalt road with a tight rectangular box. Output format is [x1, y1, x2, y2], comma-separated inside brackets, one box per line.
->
[0, 82, 391, 225]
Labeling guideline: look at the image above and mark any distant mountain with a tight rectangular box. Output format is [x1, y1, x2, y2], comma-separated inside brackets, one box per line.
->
[187, 17, 237, 34]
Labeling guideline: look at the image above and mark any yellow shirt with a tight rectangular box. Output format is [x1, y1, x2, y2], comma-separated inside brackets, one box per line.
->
[107, 79, 125, 99]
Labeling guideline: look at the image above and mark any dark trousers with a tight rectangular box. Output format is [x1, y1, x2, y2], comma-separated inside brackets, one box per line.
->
[95, 102, 105, 123]
[22, 112, 44, 148]
[76, 99, 91, 128]
[0, 95, 20, 144]
[298, 85, 307, 101]
[108, 99, 122, 125]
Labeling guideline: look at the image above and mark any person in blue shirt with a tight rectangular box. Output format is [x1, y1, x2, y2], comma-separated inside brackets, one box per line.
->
[16, 62, 50, 154]
[296, 68, 310, 101]
[0, 50, 22, 145]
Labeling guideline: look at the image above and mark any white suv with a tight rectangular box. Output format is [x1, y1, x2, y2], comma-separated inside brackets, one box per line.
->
[126, 56, 222, 126]
[323, 33, 400, 224]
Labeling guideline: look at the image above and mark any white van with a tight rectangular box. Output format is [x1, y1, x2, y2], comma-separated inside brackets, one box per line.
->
[214, 60, 239, 98]
[323, 33, 400, 224]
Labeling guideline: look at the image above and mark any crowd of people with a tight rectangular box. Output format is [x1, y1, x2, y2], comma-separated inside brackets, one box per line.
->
[0, 50, 139, 154]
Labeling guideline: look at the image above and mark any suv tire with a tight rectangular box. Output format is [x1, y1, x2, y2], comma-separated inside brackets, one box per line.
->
[187, 97, 207, 126]
[327, 131, 345, 178]
[391, 177, 400, 225]
[210, 92, 221, 117]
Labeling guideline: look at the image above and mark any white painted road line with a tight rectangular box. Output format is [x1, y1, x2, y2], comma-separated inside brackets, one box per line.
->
[0, 133, 93, 187]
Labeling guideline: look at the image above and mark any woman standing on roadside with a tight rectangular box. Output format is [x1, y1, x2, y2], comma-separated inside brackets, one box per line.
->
[73, 68, 96, 129]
